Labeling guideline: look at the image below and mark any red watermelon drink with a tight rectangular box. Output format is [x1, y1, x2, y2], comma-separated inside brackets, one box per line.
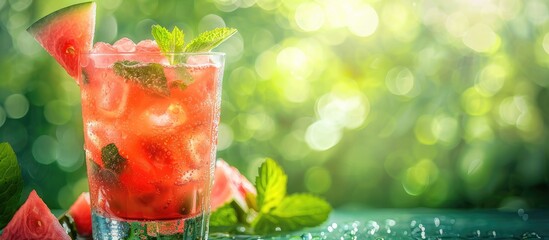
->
[26, 2, 235, 239]
[81, 47, 225, 239]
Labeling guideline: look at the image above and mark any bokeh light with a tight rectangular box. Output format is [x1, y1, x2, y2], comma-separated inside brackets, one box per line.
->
[1, 0, 548, 210]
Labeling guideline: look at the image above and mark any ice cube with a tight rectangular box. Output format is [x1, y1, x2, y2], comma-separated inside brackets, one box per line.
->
[135, 39, 168, 63]
[113, 37, 136, 52]
[98, 78, 129, 117]
[186, 55, 211, 65]
[90, 42, 119, 67]
[85, 121, 118, 151]
[92, 42, 116, 54]
[136, 40, 160, 52]
[142, 102, 186, 130]
[188, 133, 212, 165]
[175, 169, 200, 185]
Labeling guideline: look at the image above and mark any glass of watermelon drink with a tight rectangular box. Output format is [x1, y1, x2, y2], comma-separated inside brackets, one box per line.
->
[79, 49, 224, 239]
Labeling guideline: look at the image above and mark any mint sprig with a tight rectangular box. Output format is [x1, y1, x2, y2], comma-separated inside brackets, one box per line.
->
[210, 158, 332, 235]
[151, 25, 185, 53]
[113, 25, 236, 95]
[0, 142, 23, 229]
[151, 25, 236, 64]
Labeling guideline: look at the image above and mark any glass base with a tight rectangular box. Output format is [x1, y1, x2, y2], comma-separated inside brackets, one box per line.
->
[92, 210, 209, 240]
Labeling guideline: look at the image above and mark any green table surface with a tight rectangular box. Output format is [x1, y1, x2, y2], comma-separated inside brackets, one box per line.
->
[5, 209, 549, 239]
[208, 208, 549, 239]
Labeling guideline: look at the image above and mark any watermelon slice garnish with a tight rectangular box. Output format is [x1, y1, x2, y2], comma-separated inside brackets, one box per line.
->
[0, 190, 71, 240]
[27, 2, 96, 80]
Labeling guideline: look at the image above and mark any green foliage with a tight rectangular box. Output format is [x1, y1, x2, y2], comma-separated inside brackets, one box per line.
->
[0, 143, 23, 228]
[3, 0, 549, 210]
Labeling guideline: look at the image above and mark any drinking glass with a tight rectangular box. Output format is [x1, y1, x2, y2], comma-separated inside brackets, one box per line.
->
[78, 52, 225, 239]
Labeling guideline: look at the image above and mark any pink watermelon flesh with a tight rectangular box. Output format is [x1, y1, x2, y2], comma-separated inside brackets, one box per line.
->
[0, 190, 70, 240]
[27, 2, 96, 79]
[68, 192, 92, 237]
[211, 159, 257, 211]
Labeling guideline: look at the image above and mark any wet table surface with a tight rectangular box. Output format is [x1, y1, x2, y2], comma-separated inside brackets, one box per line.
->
[209, 208, 549, 239]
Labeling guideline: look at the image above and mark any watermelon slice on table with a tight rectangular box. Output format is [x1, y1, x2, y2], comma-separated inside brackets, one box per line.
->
[211, 159, 257, 212]
[0, 190, 70, 240]
[67, 192, 92, 237]
[27, 2, 96, 80]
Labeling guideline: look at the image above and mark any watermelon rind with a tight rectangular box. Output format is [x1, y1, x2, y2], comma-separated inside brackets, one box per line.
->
[26, 2, 95, 34]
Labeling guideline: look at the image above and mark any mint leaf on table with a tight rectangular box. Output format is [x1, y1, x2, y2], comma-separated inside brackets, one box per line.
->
[0, 142, 23, 229]
[184, 27, 237, 53]
[101, 143, 127, 173]
[113, 60, 169, 96]
[209, 203, 238, 227]
[252, 194, 331, 234]
[256, 158, 287, 213]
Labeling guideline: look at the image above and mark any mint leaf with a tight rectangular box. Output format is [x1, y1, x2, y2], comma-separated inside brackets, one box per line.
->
[101, 143, 127, 173]
[113, 60, 169, 96]
[172, 26, 185, 52]
[210, 203, 238, 227]
[0, 142, 23, 229]
[152, 25, 185, 53]
[184, 27, 237, 53]
[256, 158, 287, 213]
[151, 25, 185, 64]
[252, 194, 331, 234]
[151, 25, 172, 53]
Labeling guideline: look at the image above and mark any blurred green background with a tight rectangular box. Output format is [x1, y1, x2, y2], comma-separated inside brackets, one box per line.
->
[1, 0, 548, 210]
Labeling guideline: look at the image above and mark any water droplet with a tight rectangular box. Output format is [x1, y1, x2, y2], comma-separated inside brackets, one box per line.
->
[521, 232, 541, 239]
[301, 233, 313, 240]
[434, 217, 440, 227]
[410, 220, 417, 227]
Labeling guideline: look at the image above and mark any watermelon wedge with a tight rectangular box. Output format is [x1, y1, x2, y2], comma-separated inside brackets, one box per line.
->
[27, 2, 96, 79]
[211, 159, 257, 212]
[0, 190, 70, 240]
[67, 192, 92, 237]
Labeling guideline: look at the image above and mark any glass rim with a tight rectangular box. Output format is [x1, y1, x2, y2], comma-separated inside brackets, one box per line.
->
[80, 51, 226, 56]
